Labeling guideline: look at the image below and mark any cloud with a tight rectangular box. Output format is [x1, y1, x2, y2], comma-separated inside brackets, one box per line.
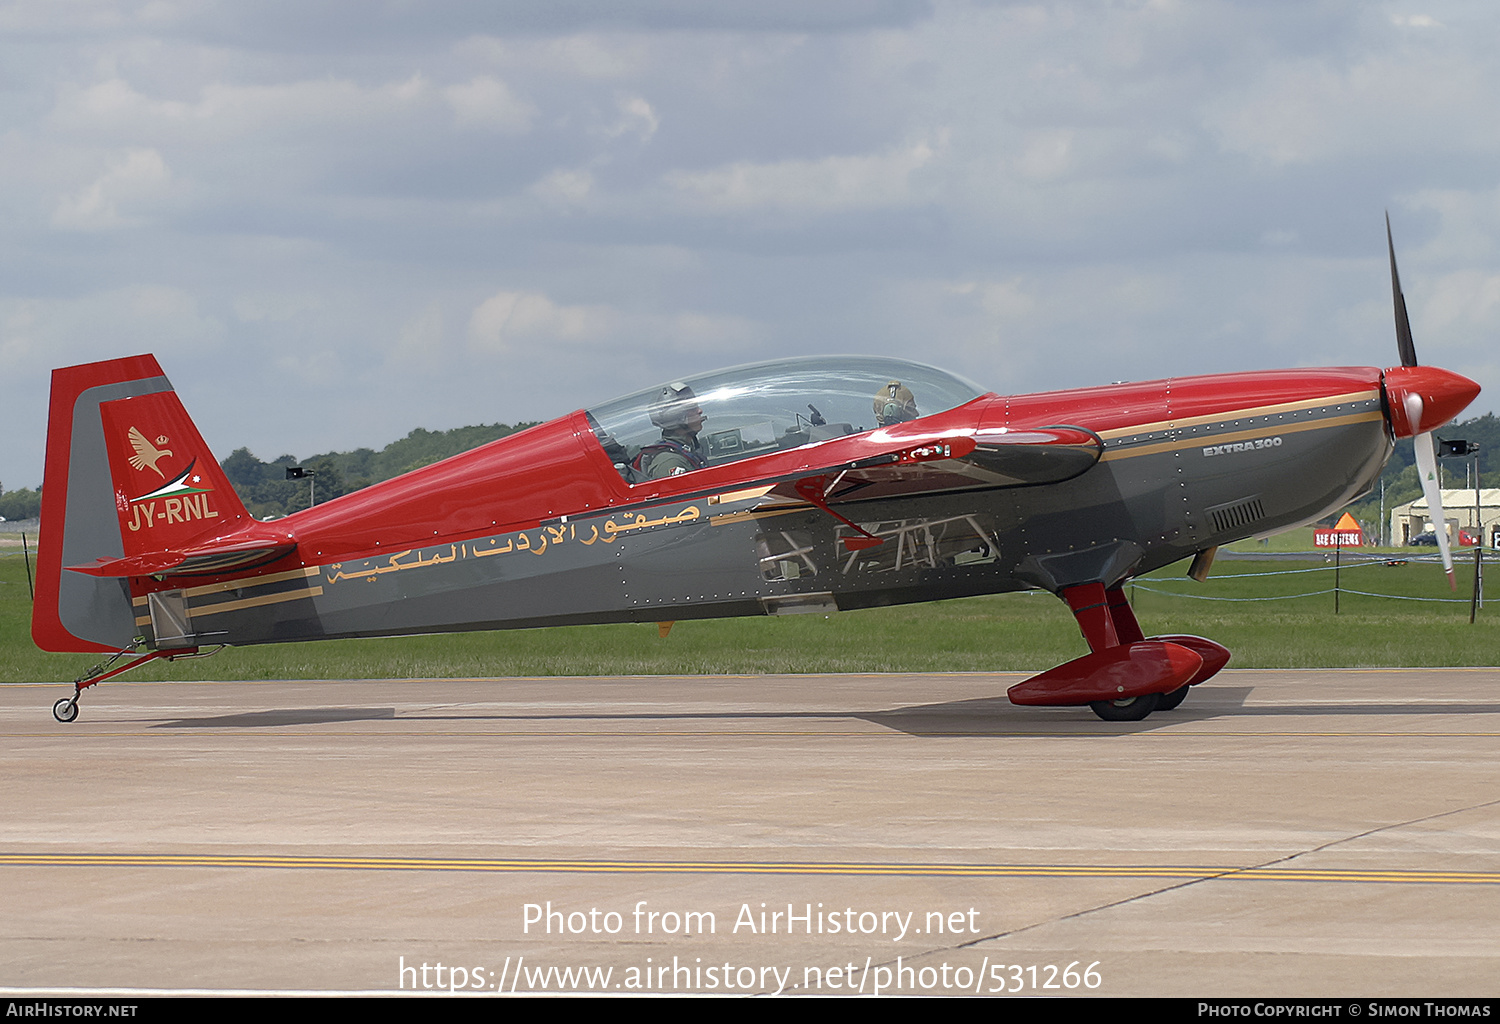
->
[603, 94, 658, 141]
[1202, 49, 1500, 168]
[232, 291, 326, 323]
[1406, 187, 1500, 263]
[389, 304, 447, 370]
[529, 167, 596, 207]
[467, 290, 618, 353]
[126, 0, 935, 48]
[442, 75, 535, 131]
[457, 33, 657, 80]
[1014, 129, 1075, 182]
[1391, 14, 1443, 29]
[464, 287, 759, 377]
[51, 73, 477, 144]
[0, 285, 224, 375]
[666, 138, 941, 212]
[1424, 269, 1500, 337]
[7, 0, 1500, 492]
[51, 148, 173, 229]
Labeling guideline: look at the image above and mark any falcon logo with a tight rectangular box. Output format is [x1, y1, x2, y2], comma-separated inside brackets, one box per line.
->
[127, 427, 173, 477]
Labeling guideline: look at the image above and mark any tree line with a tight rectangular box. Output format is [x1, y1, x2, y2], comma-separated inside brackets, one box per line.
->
[0, 421, 535, 524]
[218, 421, 537, 520]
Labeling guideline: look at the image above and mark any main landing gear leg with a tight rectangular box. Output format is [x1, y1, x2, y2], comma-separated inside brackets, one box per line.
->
[52, 647, 205, 723]
[1102, 583, 1176, 715]
[1007, 582, 1218, 722]
[1111, 582, 1233, 711]
[1103, 584, 1233, 713]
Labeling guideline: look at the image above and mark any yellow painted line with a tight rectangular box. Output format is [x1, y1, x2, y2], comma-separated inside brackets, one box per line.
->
[1, 852, 1495, 885]
[1094, 389, 1380, 441]
[1100, 411, 1384, 462]
[1233, 869, 1500, 883]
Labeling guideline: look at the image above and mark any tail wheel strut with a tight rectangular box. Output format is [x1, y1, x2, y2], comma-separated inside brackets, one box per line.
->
[51, 646, 209, 724]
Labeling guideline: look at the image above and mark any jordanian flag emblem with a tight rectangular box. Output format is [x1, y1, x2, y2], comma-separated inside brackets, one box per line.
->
[130, 459, 214, 504]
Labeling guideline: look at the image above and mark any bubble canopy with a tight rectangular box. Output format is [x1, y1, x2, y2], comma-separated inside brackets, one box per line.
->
[585, 356, 989, 481]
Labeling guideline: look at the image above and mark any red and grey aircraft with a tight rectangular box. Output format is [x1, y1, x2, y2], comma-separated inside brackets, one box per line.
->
[33, 224, 1480, 723]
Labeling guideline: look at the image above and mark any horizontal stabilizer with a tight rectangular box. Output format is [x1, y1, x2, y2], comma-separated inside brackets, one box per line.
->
[67, 536, 297, 578]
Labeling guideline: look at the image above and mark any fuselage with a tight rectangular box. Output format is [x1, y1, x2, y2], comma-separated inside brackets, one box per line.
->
[120, 363, 1394, 650]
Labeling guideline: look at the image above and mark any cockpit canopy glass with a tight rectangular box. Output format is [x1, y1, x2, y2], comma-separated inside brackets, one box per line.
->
[586, 356, 988, 483]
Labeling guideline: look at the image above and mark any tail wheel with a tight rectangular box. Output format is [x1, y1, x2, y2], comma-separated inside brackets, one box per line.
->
[1089, 691, 1159, 722]
[53, 698, 79, 724]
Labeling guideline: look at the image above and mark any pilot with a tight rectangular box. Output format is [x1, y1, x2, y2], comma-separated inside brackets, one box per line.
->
[873, 381, 920, 426]
[634, 382, 709, 478]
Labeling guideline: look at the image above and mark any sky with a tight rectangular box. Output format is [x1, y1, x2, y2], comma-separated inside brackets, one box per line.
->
[4, 0, 1500, 490]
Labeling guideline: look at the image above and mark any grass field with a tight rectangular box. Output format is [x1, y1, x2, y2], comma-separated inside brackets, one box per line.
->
[1, 542, 1493, 684]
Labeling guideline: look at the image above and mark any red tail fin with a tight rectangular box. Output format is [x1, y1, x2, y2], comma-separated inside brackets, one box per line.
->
[32, 356, 281, 653]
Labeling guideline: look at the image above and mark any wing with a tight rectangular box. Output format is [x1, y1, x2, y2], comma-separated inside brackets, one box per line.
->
[763, 425, 1103, 505]
[751, 425, 1103, 548]
[602, 423, 1104, 550]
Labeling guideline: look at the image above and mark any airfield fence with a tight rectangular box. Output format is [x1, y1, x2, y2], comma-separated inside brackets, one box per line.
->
[1134, 552, 1482, 608]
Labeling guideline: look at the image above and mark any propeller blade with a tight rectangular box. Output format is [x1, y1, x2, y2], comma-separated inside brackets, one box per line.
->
[1386, 218, 1471, 591]
[1387, 212, 1419, 368]
[1410, 410, 1456, 591]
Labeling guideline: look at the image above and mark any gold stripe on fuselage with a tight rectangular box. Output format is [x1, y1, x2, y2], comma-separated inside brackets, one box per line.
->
[187, 586, 324, 618]
[709, 504, 810, 527]
[1100, 409, 1384, 462]
[132, 565, 321, 608]
[134, 583, 325, 627]
[1093, 388, 1381, 442]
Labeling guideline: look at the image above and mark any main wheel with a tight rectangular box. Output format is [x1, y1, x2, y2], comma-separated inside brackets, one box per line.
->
[1156, 686, 1189, 711]
[1089, 691, 1160, 722]
[53, 698, 79, 724]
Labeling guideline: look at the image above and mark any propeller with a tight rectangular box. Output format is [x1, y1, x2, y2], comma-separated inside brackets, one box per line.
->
[1386, 214, 1457, 589]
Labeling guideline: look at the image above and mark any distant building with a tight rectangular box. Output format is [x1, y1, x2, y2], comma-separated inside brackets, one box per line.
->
[1389, 489, 1500, 548]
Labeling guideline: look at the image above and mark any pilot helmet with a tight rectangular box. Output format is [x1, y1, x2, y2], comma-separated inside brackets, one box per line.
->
[649, 382, 704, 431]
[873, 381, 919, 426]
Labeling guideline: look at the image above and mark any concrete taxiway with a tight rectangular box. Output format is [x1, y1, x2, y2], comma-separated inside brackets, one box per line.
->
[2, 668, 1499, 997]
